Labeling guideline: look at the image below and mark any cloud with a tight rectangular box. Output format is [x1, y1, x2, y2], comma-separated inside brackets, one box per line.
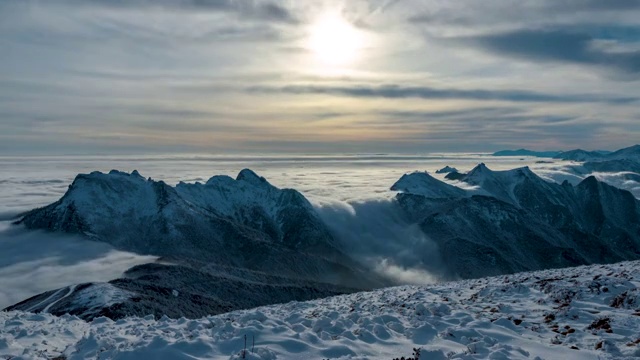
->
[314, 198, 452, 284]
[1, 0, 639, 153]
[544, 0, 640, 13]
[375, 107, 576, 125]
[19, 0, 298, 24]
[408, 1, 640, 30]
[374, 259, 439, 285]
[458, 28, 640, 74]
[0, 222, 157, 309]
[246, 84, 638, 104]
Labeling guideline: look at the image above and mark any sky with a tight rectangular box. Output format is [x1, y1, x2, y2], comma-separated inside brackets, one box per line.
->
[1, 0, 639, 155]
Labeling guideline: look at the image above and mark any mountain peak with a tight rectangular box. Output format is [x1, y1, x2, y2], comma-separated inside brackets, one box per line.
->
[515, 166, 535, 177]
[578, 175, 600, 188]
[236, 169, 268, 185]
[435, 166, 458, 174]
[466, 163, 492, 178]
[460, 164, 547, 206]
[391, 171, 467, 199]
[104, 170, 146, 181]
[131, 170, 143, 179]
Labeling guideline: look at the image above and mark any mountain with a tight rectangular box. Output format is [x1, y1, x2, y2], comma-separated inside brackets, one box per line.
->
[557, 146, 640, 180]
[444, 170, 467, 181]
[3, 260, 640, 359]
[9, 164, 640, 321]
[607, 144, 640, 161]
[4, 263, 357, 321]
[492, 149, 561, 158]
[9, 169, 385, 320]
[391, 164, 640, 278]
[555, 145, 638, 162]
[554, 149, 607, 161]
[16, 169, 376, 287]
[391, 171, 466, 199]
[435, 165, 458, 174]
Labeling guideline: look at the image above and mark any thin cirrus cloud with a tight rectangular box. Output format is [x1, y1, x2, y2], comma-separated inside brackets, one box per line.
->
[9, 0, 299, 24]
[245, 84, 639, 104]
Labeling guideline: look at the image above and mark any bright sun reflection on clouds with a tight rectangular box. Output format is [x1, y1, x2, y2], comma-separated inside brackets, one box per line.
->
[308, 12, 366, 67]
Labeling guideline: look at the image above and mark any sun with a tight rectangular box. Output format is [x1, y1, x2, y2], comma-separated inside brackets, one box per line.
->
[308, 13, 365, 66]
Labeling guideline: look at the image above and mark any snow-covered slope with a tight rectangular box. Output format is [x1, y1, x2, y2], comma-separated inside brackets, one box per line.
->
[4, 263, 357, 321]
[458, 164, 554, 206]
[391, 171, 466, 199]
[2, 260, 640, 359]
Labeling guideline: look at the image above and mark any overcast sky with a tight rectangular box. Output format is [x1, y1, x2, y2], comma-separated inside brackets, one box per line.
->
[1, 0, 639, 154]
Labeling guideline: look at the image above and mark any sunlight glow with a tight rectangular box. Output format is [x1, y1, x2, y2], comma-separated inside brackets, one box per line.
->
[308, 13, 365, 66]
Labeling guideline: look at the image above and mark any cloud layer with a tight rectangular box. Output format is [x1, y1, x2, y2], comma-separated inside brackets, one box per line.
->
[0, 222, 157, 309]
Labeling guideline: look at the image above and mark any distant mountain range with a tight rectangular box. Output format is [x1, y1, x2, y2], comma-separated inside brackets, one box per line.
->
[493, 144, 639, 162]
[492, 149, 562, 158]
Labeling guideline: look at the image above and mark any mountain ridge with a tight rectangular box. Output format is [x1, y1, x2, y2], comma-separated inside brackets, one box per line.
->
[391, 164, 640, 278]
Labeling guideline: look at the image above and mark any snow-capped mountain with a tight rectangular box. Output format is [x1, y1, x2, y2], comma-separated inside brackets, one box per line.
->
[8, 169, 386, 321]
[391, 164, 640, 278]
[457, 164, 559, 206]
[391, 171, 466, 199]
[16, 169, 376, 287]
[3, 260, 640, 359]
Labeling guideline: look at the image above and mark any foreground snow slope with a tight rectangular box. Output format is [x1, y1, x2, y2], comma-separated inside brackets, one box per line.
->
[2, 261, 640, 360]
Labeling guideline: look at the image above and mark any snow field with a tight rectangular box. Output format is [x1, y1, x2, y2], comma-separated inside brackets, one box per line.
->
[2, 261, 640, 359]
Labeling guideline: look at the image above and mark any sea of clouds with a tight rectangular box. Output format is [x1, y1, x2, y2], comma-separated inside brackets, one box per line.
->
[0, 154, 638, 308]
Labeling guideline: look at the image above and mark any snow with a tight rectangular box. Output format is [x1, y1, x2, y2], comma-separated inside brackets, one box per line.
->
[460, 164, 541, 205]
[391, 171, 466, 199]
[177, 168, 293, 222]
[2, 260, 640, 359]
[68, 283, 132, 314]
[42, 285, 77, 313]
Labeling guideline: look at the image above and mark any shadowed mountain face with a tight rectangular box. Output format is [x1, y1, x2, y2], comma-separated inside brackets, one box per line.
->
[16, 169, 378, 289]
[392, 165, 640, 279]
